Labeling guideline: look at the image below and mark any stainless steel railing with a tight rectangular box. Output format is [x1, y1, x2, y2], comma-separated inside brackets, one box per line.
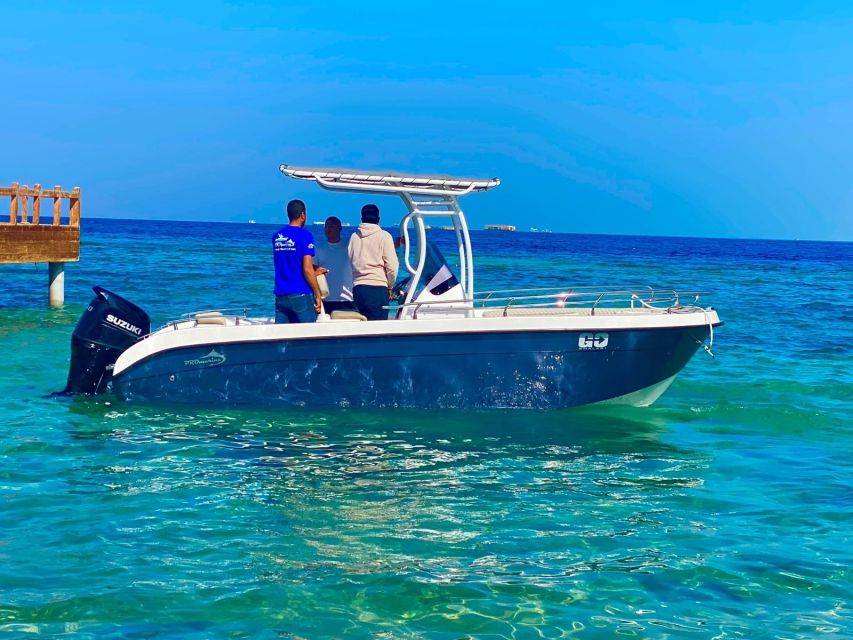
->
[396, 285, 707, 317]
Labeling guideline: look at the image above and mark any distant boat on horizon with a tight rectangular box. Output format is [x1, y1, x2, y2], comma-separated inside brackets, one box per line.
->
[248, 219, 256, 224]
[484, 224, 516, 232]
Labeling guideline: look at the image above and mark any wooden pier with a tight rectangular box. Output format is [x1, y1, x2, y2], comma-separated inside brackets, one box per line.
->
[0, 182, 81, 306]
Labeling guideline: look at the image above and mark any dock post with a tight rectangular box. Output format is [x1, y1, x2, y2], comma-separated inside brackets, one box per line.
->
[48, 261, 65, 307]
[21, 185, 29, 224]
[70, 187, 80, 226]
[32, 184, 41, 224]
[9, 182, 18, 225]
[52, 186, 62, 224]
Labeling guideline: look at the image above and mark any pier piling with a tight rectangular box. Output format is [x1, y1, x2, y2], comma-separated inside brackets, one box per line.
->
[48, 262, 65, 306]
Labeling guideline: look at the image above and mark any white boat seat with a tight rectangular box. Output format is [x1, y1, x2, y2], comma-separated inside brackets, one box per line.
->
[195, 311, 228, 325]
[330, 310, 367, 321]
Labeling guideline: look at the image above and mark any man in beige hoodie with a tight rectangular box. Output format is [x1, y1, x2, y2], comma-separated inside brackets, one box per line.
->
[348, 204, 399, 320]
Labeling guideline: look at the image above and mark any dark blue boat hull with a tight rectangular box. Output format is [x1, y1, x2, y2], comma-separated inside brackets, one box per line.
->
[111, 326, 712, 409]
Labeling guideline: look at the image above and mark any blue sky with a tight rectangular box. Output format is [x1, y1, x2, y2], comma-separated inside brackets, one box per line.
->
[1, 1, 851, 240]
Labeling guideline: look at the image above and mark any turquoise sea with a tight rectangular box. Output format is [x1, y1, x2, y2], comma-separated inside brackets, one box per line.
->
[1, 219, 851, 639]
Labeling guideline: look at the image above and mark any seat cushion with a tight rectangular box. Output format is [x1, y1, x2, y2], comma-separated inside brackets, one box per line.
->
[330, 310, 367, 321]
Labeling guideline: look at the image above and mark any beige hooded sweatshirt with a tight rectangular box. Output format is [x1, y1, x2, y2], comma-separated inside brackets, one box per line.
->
[348, 223, 399, 287]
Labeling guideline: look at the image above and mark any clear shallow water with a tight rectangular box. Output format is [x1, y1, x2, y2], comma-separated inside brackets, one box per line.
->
[1, 220, 851, 638]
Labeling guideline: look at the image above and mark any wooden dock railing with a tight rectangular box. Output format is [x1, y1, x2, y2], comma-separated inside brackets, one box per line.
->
[1, 182, 82, 306]
[1, 182, 80, 226]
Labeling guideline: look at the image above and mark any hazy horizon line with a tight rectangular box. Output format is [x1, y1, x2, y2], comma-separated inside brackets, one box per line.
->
[77, 214, 851, 245]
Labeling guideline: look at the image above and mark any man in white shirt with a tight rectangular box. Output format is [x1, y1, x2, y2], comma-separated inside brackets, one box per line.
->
[314, 216, 355, 313]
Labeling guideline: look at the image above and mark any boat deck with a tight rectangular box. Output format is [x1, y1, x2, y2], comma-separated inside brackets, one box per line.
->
[159, 303, 708, 333]
[154, 286, 710, 331]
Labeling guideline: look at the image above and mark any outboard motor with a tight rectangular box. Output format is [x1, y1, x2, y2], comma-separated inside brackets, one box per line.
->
[63, 286, 150, 395]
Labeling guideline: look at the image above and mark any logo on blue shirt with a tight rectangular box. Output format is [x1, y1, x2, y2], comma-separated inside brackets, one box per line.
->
[274, 233, 296, 251]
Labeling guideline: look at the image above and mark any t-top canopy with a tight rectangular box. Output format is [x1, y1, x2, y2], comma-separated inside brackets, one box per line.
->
[279, 164, 500, 197]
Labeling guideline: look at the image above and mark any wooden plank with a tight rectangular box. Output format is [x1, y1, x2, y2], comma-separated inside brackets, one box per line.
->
[0, 248, 76, 260]
[0, 225, 80, 263]
[0, 235, 80, 247]
[0, 226, 79, 240]
[0, 187, 80, 198]
[0, 250, 80, 264]
[0, 250, 79, 263]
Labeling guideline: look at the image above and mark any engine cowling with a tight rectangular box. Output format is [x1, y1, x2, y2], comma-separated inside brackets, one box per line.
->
[63, 286, 150, 395]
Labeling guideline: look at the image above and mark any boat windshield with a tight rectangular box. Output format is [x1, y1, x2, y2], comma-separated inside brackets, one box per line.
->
[396, 240, 460, 300]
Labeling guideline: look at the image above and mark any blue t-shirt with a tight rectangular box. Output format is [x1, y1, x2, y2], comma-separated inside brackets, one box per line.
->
[273, 225, 315, 295]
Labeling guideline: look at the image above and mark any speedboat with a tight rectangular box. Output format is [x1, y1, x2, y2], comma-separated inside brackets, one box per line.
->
[62, 165, 721, 409]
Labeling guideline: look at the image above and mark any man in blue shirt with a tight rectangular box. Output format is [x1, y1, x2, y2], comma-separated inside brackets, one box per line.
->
[273, 199, 325, 323]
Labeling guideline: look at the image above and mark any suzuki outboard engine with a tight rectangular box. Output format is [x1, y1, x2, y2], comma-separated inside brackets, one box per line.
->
[63, 286, 150, 394]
